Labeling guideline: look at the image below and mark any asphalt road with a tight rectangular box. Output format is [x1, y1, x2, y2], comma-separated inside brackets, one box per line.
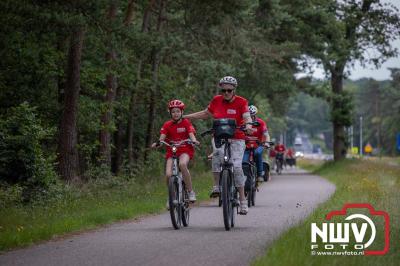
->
[0, 168, 335, 266]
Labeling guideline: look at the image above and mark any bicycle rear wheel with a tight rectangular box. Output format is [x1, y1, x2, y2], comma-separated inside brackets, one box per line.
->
[221, 169, 232, 231]
[247, 185, 252, 208]
[263, 162, 270, 182]
[251, 184, 256, 206]
[181, 184, 190, 227]
[231, 188, 237, 228]
[168, 177, 181, 230]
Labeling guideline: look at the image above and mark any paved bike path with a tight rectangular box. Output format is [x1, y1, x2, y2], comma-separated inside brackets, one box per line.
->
[0, 168, 335, 266]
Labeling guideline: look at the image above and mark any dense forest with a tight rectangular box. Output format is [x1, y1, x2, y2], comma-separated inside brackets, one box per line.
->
[1, 0, 399, 202]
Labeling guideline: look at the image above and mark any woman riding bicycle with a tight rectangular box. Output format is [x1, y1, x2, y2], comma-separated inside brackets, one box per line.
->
[242, 105, 270, 182]
[152, 100, 200, 207]
[184, 76, 252, 215]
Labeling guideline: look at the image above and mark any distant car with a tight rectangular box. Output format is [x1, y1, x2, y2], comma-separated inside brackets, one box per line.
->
[294, 137, 302, 146]
[295, 151, 304, 158]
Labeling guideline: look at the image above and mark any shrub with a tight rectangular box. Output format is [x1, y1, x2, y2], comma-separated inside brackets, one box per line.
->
[0, 102, 57, 201]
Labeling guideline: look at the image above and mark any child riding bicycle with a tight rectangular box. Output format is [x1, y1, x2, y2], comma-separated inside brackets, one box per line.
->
[242, 105, 270, 182]
[152, 100, 200, 208]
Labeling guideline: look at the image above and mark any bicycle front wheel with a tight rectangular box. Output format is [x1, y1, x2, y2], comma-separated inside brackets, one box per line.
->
[221, 169, 232, 231]
[168, 177, 181, 230]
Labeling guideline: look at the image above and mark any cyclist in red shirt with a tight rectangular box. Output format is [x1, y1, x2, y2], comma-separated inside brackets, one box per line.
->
[274, 141, 286, 153]
[286, 147, 295, 167]
[152, 100, 200, 206]
[243, 105, 270, 182]
[274, 141, 286, 171]
[184, 76, 252, 215]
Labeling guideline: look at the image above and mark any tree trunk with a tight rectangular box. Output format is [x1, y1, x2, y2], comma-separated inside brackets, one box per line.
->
[57, 27, 85, 182]
[143, 0, 166, 161]
[110, 0, 139, 173]
[331, 68, 347, 161]
[127, 0, 156, 164]
[112, 87, 125, 174]
[99, 2, 118, 166]
[127, 89, 139, 164]
[124, 0, 137, 26]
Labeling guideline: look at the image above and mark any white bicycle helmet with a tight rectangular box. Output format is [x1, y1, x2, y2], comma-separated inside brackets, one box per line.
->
[219, 76, 238, 87]
[249, 105, 258, 115]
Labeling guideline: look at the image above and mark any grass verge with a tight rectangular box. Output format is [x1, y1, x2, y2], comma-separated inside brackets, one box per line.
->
[253, 158, 400, 266]
[0, 163, 213, 252]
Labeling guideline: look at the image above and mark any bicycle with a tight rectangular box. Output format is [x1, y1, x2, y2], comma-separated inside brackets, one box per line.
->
[275, 152, 284, 175]
[243, 141, 274, 207]
[262, 142, 274, 181]
[158, 139, 194, 230]
[201, 119, 258, 231]
[242, 144, 257, 208]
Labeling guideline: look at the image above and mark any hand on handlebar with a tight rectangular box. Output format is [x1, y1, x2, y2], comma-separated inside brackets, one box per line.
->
[151, 141, 162, 148]
[191, 140, 200, 146]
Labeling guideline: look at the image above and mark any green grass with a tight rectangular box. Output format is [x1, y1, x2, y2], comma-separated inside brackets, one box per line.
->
[297, 158, 325, 172]
[0, 164, 213, 252]
[253, 158, 400, 266]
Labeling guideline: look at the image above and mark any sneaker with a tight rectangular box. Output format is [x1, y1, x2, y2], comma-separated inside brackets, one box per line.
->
[188, 190, 196, 202]
[209, 186, 220, 198]
[257, 176, 264, 182]
[239, 201, 248, 215]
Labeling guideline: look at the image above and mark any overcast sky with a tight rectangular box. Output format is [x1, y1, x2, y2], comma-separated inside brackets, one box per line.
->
[306, 0, 400, 81]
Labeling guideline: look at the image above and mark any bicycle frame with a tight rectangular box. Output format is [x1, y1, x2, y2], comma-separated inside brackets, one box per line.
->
[201, 120, 260, 230]
[159, 140, 192, 229]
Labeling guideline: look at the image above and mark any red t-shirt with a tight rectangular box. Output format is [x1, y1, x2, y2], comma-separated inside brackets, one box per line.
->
[207, 95, 249, 139]
[160, 119, 195, 159]
[286, 148, 294, 158]
[245, 117, 268, 148]
[274, 144, 286, 153]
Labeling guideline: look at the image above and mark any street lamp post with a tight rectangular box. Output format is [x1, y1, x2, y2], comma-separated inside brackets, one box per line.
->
[360, 116, 363, 156]
[350, 126, 353, 150]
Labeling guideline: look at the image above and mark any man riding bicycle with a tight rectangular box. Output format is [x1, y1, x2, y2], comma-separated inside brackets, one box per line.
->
[184, 76, 252, 215]
[152, 100, 200, 208]
[242, 105, 270, 182]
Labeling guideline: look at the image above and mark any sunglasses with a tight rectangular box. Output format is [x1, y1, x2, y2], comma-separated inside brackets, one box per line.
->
[220, 89, 234, 93]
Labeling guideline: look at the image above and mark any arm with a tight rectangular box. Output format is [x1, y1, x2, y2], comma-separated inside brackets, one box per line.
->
[242, 112, 252, 133]
[184, 109, 211, 120]
[159, 134, 166, 142]
[263, 130, 271, 142]
[151, 134, 166, 148]
[188, 132, 200, 145]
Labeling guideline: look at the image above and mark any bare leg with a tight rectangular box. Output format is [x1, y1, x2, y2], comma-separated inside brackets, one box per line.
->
[179, 153, 193, 191]
[213, 172, 219, 186]
[165, 158, 173, 186]
[238, 186, 245, 202]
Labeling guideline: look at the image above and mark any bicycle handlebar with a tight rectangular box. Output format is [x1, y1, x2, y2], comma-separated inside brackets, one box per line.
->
[158, 139, 196, 148]
[200, 121, 260, 137]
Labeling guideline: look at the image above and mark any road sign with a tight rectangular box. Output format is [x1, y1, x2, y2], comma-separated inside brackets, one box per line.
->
[364, 143, 373, 154]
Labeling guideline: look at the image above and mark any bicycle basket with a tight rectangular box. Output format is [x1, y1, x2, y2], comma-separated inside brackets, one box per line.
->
[213, 119, 236, 139]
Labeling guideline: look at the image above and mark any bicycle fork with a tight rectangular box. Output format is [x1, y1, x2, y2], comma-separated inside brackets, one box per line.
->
[172, 158, 182, 205]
